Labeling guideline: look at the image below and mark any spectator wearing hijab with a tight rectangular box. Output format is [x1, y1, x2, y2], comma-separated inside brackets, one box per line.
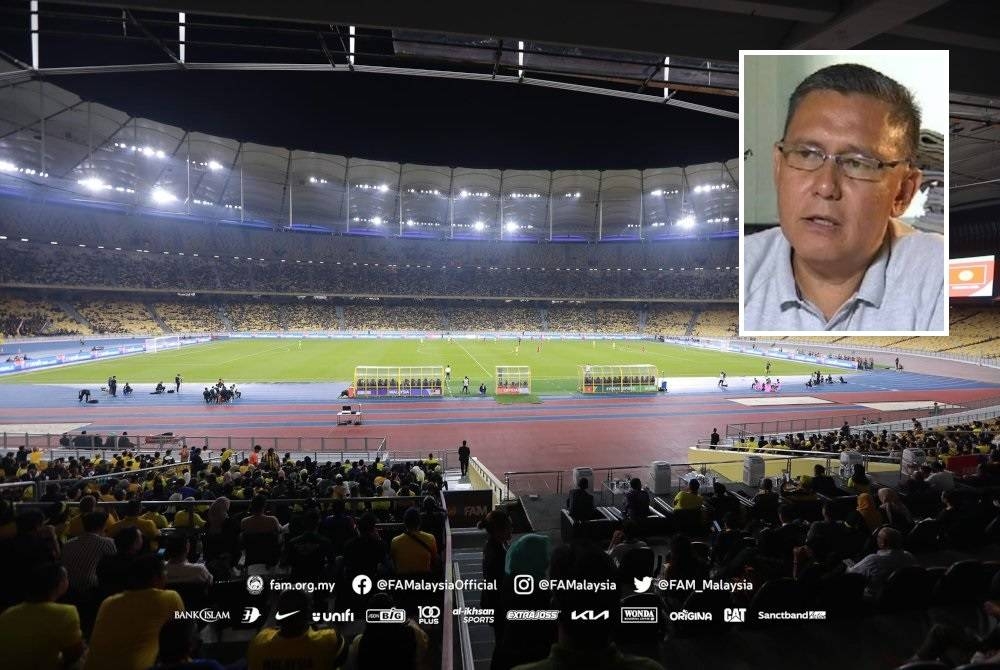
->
[848, 493, 883, 533]
[877, 487, 914, 533]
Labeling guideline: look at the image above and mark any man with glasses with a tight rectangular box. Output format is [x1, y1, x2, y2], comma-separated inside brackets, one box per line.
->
[744, 63, 944, 331]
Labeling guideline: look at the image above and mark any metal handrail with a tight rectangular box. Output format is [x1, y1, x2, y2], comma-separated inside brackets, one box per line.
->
[440, 488, 455, 670]
[453, 562, 475, 670]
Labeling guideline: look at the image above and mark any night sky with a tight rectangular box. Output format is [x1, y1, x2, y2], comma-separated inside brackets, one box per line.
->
[0, 6, 738, 171]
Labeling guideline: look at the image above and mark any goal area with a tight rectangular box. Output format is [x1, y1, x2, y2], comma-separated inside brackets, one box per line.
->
[579, 364, 658, 394]
[353, 365, 443, 398]
[145, 334, 180, 353]
[495, 366, 531, 395]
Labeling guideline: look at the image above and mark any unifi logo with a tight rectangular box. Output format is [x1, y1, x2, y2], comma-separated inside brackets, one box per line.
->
[312, 611, 355, 623]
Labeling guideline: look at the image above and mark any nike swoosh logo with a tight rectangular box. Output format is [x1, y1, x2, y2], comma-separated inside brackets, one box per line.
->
[274, 610, 299, 621]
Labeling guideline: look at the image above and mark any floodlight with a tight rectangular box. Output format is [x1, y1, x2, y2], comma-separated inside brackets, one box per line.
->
[678, 215, 695, 229]
[378, 184, 389, 192]
[371, 216, 383, 225]
[459, 190, 469, 198]
[505, 222, 518, 232]
[78, 177, 108, 191]
[473, 221, 485, 231]
[151, 187, 177, 204]
[207, 160, 223, 171]
[155, 150, 166, 159]
[0, 160, 17, 172]
[406, 219, 415, 226]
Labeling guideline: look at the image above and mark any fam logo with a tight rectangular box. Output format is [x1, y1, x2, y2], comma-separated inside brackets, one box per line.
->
[246, 575, 265, 595]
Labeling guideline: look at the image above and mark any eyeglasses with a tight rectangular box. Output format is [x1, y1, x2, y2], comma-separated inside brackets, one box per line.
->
[775, 141, 911, 182]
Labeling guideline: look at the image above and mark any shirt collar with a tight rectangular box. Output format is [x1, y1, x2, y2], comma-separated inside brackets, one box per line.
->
[774, 226, 893, 310]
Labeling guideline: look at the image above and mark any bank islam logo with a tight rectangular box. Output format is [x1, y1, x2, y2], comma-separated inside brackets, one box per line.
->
[174, 609, 231, 623]
[513, 574, 534, 595]
[352, 574, 373, 596]
[246, 575, 265, 596]
[241, 607, 262, 624]
[633, 576, 652, 593]
[723, 608, 746, 623]
[418, 605, 441, 625]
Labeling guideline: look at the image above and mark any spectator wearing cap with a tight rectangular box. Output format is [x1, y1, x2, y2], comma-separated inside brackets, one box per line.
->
[248, 591, 345, 670]
[391, 507, 439, 575]
[345, 592, 429, 670]
[61, 511, 117, 595]
[85, 554, 185, 670]
[0, 563, 85, 670]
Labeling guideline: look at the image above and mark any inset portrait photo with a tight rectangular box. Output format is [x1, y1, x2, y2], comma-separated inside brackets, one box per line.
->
[739, 51, 948, 335]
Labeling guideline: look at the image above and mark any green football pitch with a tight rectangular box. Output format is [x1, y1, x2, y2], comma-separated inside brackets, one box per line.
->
[0, 339, 848, 395]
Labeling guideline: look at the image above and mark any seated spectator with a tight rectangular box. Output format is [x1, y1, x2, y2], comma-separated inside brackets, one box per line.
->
[241, 494, 282, 535]
[847, 493, 883, 533]
[781, 475, 818, 502]
[150, 619, 225, 670]
[899, 468, 931, 495]
[847, 527, 917, 600]
[66, 495, 112, 537]
[283, 509, 332, 580]
[607, 519, 648, 569]
[806, 502, 848, 549]
[85, 554, 185, 670]
[62, 511, 117, 595]
[110, 499, 162, 549]
[927, 460, 956, 491]
[846, 463, 871, 494]
[750, 478, 780, 523]
[342, 512, 389, 582]
[622, 478, 650, 520]
[345, 592, 429, 670]
[758, 505, 806, 562]
[420, 495, 447, 548]
[523, 542, 664, 670]
[877, 487, 914, 533]
[809, 464, 838, 496]
[566, 478, 597, 520]
[0, 563, 85, 669]
[673, 479, 705, 511]
[320, 498, 358, 555]
[97, 526, 144, 596]
[164, 535, 212, 586]
[659, 534, 709, 590]
[248, 591, 345, 670]
[172, 499, 206, 529]
[390, 507, 439, 575]
[936, 489, 978, 546]
[705, 481, 739, 522]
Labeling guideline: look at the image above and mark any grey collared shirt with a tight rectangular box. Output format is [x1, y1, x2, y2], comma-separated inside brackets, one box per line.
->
[743, 222, 945, 332]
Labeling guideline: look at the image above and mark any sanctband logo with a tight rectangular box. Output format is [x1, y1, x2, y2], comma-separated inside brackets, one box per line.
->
[621, 607, 658, 624]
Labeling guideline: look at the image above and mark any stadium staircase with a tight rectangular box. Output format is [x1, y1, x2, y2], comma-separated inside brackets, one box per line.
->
[335, 305, 345, 330]
[56, 300, 93, 332]
[216, 304, 234, 331]
[638, 308, 647, 334]
[146, 302, 171, 333]
[453, 548, 493, 670]
[540, 307, 549, 330]
[684, 309, 699, 336]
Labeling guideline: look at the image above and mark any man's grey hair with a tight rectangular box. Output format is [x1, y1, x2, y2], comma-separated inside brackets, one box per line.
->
[783, 63, 921, 158]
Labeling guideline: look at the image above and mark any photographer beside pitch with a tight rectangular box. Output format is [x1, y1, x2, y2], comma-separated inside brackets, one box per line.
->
[744, 63, 944, 332]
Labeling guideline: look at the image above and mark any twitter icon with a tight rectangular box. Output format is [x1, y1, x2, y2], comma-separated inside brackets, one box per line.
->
[633, 576, 652, 593]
